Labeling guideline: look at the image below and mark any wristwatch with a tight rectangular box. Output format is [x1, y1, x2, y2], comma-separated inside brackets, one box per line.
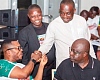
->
[31, 59, 36, 64]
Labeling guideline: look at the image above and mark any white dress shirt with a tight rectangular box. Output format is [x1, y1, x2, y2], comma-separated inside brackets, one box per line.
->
[39, 14, 96, 68]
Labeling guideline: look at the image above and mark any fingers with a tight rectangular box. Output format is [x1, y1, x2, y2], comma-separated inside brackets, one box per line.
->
[40, 54, 48, 65]
[37, 58, 41, 62]
[31, 52, 42, 62]
[31, 50, 43, 62]
[31, 50, 48, 64]
[42, 54, 48, 60]
[34, 50, 42, 55]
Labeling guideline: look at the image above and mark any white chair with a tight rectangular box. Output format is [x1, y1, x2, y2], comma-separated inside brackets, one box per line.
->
[52, 69, 56, 80]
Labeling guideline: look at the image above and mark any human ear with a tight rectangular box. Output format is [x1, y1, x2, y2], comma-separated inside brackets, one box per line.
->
[74, 9, 76, 13]
[83, 52, 88, 57]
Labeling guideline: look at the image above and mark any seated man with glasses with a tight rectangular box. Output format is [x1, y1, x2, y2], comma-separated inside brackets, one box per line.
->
[54, 38, 100, 80]
[0, 39, 47, 80]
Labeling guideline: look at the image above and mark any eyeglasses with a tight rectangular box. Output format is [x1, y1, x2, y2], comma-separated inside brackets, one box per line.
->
[5, 46, 22, 52]
[69, 47, 88, 55]
[59, 11, 72, 16]
[69, 46, 83, 54]
[70, 48, 82, 54]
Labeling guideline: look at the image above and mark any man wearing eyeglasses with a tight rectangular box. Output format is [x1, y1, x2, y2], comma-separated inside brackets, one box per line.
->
[54, 38, 100, 80]
[0, 39, 48, 80]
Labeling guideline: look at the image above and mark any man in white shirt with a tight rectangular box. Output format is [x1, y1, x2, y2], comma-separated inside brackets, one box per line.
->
[35, 0, 96, 68]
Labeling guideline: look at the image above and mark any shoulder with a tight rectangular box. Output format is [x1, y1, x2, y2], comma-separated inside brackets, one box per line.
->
[72, 14, 87, 28]
[42, 22, 49, 28]
[73, 14, 86, 21]
[93, 15, 99, 22]
[62, 58, 71, 64]
[49, 16, 62, 24]
[48, 16, 63, 29]
[1, 60, 16, 67]
[21, 24, 33, 31]
[42, 22, 49, 26]
[55, 59, 72, 79]
[57, 58, 71, 68]
[16, 63, 25, 68]
[19, 23, 34, 34]
[0, 59, 4, 62]
[0, 60, 16, 77]
[0, 59, 14, 65]
[93, 58, 100, 65]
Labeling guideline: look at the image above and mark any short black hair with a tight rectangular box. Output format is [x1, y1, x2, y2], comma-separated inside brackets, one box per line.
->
[60, 0, 75, 8]
[90, 6, 99, 15]
[28, 4, 41, 13]
[80, 10, 89, 16]
[1, 39, 17, 49]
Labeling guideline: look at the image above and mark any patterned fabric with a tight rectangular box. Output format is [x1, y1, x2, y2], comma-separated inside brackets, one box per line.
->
[0, 59, 33, 80]
[0, 59, 16, 77]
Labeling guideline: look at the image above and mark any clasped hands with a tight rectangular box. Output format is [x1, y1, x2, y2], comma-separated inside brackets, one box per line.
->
[31, 50, 48, 65]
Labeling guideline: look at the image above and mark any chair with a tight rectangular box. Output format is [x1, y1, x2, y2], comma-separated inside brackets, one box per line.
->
[52, 69, 56, 80]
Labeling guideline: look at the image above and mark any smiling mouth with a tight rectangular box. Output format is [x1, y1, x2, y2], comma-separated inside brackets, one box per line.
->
[63, 19, 71, 22]
[35, 20, 40, 23]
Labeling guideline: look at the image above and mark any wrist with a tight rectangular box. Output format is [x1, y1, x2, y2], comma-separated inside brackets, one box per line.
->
[40, 63, 45, 68]
[31, 59, 36, 65]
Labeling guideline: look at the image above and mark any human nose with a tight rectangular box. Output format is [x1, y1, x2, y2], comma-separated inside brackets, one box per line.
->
[20, 48, 23, 52]
[63, 13, 68, 18]
[35, 16, 39, 19]
[35, 15, 41, 19]
[70, 51, 74, 56]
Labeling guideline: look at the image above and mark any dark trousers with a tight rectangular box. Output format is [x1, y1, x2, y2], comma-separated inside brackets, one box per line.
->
[32, 60, 56, 80]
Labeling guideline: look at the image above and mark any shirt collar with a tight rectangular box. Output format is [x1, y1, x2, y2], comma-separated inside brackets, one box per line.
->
[73, 56, 94, 69]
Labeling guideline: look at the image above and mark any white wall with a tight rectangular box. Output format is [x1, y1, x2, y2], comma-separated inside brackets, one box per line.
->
[80, 0, 100, 12]
[0, 0, 18, 10]
[37, 0, 80, 18]
[49, 0, 61, 18]
[0, 0, 10, 10]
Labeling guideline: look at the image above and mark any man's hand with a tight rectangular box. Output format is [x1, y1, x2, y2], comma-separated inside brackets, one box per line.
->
[34, 50, 42, 54]
[31, 50, 42, 62]
[91, 34, 99, 40]
[40, 54, 48, 66]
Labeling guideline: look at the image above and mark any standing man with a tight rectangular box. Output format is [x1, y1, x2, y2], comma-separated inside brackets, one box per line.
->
[18, 4, 56, 80]
[36, 0, 96, 68]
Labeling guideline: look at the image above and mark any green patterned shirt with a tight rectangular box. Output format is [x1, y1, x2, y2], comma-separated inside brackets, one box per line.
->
[0, 59, 33, 80]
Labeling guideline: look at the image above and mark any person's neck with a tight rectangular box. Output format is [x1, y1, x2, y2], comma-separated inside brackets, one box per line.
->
[32, 23, 43, 28]
[78, 58, 89, 69]
[4, 57, 16, 62]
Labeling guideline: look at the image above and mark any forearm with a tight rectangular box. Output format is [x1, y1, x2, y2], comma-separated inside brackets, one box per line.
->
[10, 60, 35, 79]
[22, 60, 34, 76]
[34, 64, 44, 80]
[38, 27, 54, 54]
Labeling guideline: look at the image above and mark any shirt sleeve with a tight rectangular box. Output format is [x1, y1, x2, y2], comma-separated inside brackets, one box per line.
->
[39, 23, 55, 54]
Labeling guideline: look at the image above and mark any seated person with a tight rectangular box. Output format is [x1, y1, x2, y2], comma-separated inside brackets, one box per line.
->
[54, 38, 100, 80]
[80, 8, 100, 57]
[80, 10, 89, 21]
[0, 39, 48, 80]
[88, 6, 100, 55]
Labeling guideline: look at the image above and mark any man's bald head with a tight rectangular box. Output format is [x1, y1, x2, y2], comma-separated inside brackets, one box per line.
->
[71, 38, 90, 54]
[70, 38, 90, 63]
